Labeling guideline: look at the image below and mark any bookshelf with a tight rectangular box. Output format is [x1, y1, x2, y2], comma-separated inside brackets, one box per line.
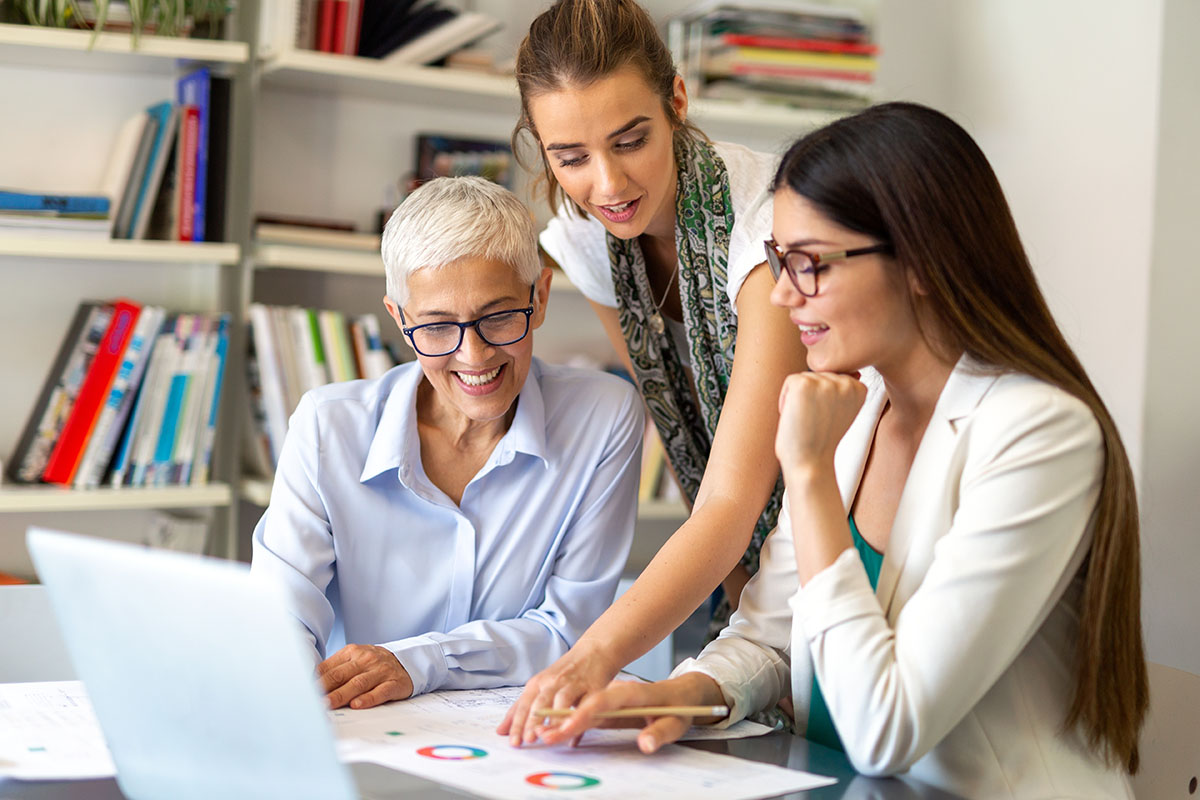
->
[0, 21, 253, 573]
[0, 238, 240, 264]
[0, 483, 232, 513]
[257, 47, 843, 131]
[0, 23, 248, 71]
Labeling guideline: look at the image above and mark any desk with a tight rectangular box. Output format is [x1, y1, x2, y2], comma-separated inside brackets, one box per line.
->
[0, 732, 963, 799]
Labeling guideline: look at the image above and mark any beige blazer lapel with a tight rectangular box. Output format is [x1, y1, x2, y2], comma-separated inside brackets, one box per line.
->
[874, 358, 1000, 617]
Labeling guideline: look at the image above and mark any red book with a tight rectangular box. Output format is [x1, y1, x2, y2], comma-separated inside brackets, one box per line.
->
[720, 33, 879, 56]
[317, 0, 335, 52]
[42, 299, 142, 485]
[729, 63, 874, 82]
[177, 105, 200, 241]
[331, 0, 349, 55]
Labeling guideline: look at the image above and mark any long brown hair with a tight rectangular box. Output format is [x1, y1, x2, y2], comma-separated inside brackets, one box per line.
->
[775, 102, 1147, 772]
[511, 0, 704, 216]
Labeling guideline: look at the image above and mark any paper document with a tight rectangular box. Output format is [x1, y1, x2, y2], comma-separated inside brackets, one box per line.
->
[334, 684, 835, 800]
[0, 681, 115, 780]
[1, 681, 835, 799]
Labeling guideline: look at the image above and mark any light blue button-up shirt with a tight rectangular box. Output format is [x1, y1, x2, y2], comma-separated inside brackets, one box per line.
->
[250, 357, 643, 697]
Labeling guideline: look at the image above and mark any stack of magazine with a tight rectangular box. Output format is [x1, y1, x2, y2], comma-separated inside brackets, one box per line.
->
[7, 301, 230, 490]
[669, 1, 879, 112]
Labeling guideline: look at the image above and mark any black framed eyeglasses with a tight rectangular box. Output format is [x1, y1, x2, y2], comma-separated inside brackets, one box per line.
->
[399, 284, 536, 357]
[764, 239, 893, 297]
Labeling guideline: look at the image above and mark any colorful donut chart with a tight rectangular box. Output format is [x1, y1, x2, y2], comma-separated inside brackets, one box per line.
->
[525, 771, 602, 790]
[415, 744, 488, 760]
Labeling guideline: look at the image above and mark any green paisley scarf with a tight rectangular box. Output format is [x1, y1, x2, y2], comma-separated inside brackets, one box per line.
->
[606, 136, 784, 590]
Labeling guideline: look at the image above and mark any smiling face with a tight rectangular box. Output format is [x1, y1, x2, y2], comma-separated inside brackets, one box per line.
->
[385, 258, 551, 430]
[768, 189, 923, 375]
[526, 65, 685, 241]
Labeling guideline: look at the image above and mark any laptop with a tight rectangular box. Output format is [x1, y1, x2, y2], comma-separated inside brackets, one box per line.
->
[25, 527, 458, 800]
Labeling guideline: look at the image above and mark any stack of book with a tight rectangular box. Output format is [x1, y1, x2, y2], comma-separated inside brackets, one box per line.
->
[669, 1, 879, 112]
[0, 189, 112, 239]
[5, 68, 231, 243]
[7, 301, 231, 490]
[245, 305, 395, 474]
[254, 216, 380, 251]
[269, 0, 501, 64]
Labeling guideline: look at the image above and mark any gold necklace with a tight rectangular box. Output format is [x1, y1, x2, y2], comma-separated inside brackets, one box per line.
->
[647, 259, 680, 336]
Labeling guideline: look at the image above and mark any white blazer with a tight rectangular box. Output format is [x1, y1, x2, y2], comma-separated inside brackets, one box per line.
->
[675, 358, 1134, 799]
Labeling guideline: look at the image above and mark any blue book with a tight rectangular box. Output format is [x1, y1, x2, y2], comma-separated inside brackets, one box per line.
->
[0, 190, 110, 216]
[127, 102, 178, 240]
[176, 68, 210, 242]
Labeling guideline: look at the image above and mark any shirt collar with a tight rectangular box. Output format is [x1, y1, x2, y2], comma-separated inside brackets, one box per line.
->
[358, 358, 550, 485]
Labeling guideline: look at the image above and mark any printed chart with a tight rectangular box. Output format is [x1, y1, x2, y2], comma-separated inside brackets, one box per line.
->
[333, 686, 835, 800]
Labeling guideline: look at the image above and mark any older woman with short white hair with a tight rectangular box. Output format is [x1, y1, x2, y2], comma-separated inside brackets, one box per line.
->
[251, 176, 644, 710]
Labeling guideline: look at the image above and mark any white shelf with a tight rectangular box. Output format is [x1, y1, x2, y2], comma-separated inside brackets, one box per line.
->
[254, 243, 382, 275]
[254, 244, 582, 294]
[259, 48, 846, 129]
[0, 482, 233, 512]
[689, 98, 845, 130]
[0, 23, 248, 72]
[260, 50, 518, 110]
[240, 477, 272, 507]
[0, 238, 240, 264]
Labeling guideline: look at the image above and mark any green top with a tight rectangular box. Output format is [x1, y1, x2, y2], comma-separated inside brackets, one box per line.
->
[805, 512, 883, 752]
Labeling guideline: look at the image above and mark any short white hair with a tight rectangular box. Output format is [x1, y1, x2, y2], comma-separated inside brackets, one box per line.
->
[382, 176, 540, 306]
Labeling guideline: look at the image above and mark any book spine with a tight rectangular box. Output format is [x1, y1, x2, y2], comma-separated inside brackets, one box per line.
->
[247, 305, 289, 465]
[150, 317, 196, 486]
[42, 300, 142, 485]
[112, 323, 174, 487]
[176, 68, 210, 242]
[74, 306, 163, 488]
[331, 0, 348, 54]
[719, 33, 879, 55]
[176, 105, 200, 241]
[130, 321, 186, 487]
[7, 303, 102, 484]
[130, 103, 179, 241]
[191, 314, 230, 485]
[317, 0, 335, 52]
[0, 191, 110, 215]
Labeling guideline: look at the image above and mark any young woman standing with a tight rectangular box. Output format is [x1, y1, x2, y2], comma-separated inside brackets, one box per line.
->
[501, 0, 807, 743]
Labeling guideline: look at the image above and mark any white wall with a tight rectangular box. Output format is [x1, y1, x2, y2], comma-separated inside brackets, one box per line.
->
[1139, 0, 1200, 675]
[878, 0, 1199, 673]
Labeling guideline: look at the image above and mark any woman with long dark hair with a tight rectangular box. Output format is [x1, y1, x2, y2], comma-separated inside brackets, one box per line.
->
[532, 102, 1147, 797]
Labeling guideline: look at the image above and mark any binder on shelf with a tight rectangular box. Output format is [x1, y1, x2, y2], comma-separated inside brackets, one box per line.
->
[42, 300, 142, 485]
[113, 110, 161, 242]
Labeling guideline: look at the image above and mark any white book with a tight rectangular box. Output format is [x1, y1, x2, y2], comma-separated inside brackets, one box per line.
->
[99, 112, 149, 240]
[170, 316, 216, 485]
[288, 307, 328, 393]
[270, 305, 304, 413]
[247, 304, 290, 465]
[355, 313, 393, 380]
[191, 315, 230, 485]
[381, 12, 502, 67]
[127, 326, 182, 487]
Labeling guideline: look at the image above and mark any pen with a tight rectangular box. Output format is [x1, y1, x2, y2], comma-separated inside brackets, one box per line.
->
[533, 705, 729, 719]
